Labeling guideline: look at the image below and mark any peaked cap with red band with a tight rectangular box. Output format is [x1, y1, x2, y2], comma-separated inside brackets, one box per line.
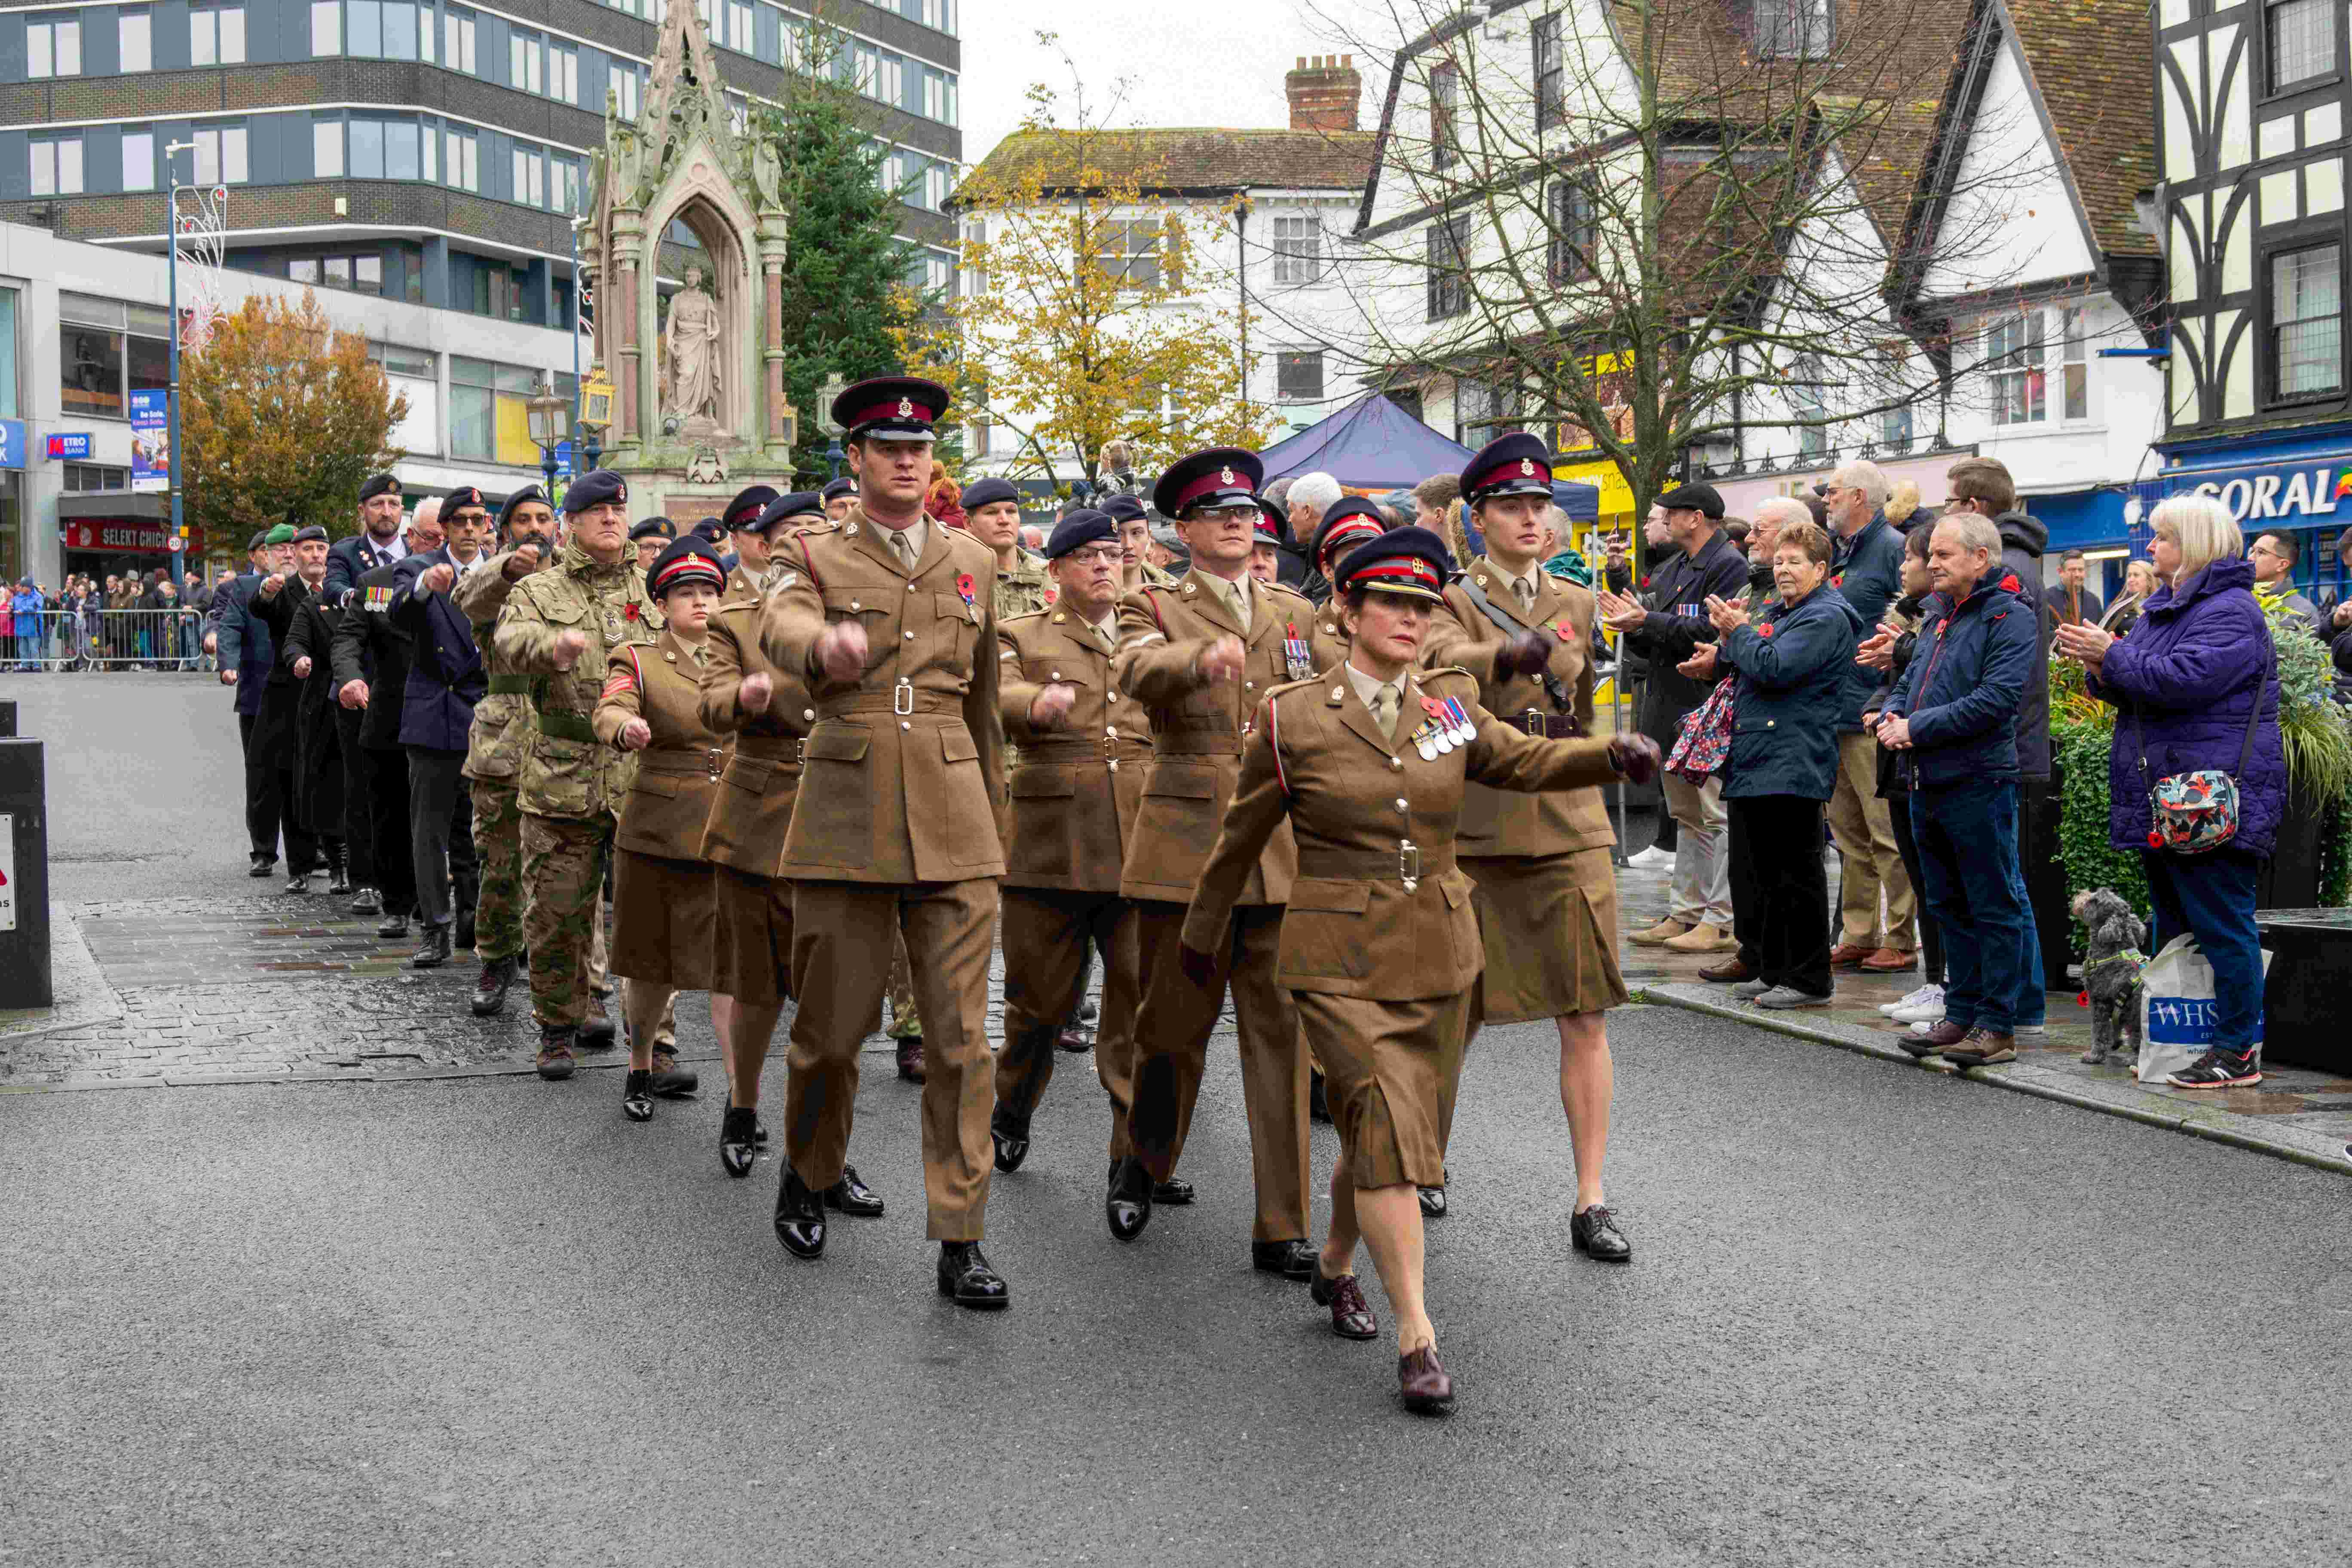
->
[1333, 525, 1452, 605]
[1461, 430, 1555, 505]
[646, 536, 727, 600]
[1153, 446, 1266, 521]
[1311, 497, 1390, 572]
[831, 375, 950, 443]
[724, 485, 780, 531]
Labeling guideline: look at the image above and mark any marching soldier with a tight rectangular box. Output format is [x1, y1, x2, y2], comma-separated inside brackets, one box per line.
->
[1307, 500, 1388, 655]
[697, 488, 882, 1215]
[756, 375, 1011, 1308]
[455, 486, 559, 1018]
[491, 470, 661, 1081]
[1179, 526, 1658, 1413]
[251, 523, 329, 893]
[821, 476, 858, 522]
[963, 478, 1053, 622]
[594, 535, 729, 1120]
[988, 507, 1159, 1188]
[270, 524, 351, 896]
[1105, 447, 1341, 1276]
[1421, 432, 1637, 1258]
[719, 484, 783, 598]
[630, 517, 676, 574]
[333, 504, 435, 940]
[1105, 496, 1176, 592]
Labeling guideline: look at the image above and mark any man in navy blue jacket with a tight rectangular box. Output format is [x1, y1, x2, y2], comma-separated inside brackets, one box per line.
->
[217, 525, 300, 876]
[387, 488, 491, 969]
[1880, 512, 2038, 1066]
[1822, 461, 1918, 974]
[324, 472, 412, 605]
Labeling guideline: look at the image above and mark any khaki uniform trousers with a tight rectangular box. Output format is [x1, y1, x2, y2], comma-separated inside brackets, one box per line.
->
[994, 888, 1140, 1162]
[521, 809, 615, 1029]
[1826, 730, 1916, 951]
[1125, 900, 1310, 1245]
[787, 878, 999, 1241]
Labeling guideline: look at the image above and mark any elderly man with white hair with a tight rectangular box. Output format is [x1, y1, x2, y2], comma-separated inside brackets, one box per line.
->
[1816, 460, 1917, 974]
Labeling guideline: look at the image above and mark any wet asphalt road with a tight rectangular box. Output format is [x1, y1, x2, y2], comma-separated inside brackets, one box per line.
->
[6, 674, 2350, 1565]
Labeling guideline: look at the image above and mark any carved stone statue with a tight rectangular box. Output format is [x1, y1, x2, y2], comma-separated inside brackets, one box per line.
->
[664, 263, 722, 423]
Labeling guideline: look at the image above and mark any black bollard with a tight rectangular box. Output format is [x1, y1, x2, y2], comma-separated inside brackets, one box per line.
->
[0, 699, 16, 737]
[0, 736, 49, 1008]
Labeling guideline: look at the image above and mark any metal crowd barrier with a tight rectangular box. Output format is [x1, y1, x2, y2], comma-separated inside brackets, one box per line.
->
[3, 609, 212, 672]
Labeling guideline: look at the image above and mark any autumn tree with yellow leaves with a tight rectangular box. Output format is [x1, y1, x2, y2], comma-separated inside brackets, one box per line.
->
[897, 47, 1271, 494]
[181, 292, 407, 544]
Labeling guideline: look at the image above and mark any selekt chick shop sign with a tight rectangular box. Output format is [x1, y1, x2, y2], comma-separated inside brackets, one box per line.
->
[2175, 460, 2352, 524]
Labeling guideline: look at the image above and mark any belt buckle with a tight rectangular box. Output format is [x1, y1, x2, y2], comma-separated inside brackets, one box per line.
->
[893, 677, 914, 716]
[1399, 838, 1421, 894]
[1523, 708, 1544, 736]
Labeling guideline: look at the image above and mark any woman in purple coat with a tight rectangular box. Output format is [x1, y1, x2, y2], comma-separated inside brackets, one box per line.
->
[2058, 495, 2284, 1088]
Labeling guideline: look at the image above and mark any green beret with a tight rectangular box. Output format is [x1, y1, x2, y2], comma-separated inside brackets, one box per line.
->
[264, 524, 297, 545]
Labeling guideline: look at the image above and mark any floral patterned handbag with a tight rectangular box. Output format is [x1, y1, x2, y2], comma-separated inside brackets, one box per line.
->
[1666, 674, 1738, 783]
[2130, 645, 2269, 855]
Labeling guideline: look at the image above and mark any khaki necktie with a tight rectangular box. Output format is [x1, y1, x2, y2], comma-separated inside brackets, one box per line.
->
[889, 529, 918, 573]
[1371, 682, 1401, 740]
[1093, 619, 1118, 655]
[1513, 575, 1537, 612]
[1226, 576, 1252, 633]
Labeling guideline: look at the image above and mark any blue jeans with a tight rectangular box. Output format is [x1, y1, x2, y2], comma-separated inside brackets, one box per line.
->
[2139, 848, 2265, 1054]
[1914, 778, 2030, 1034]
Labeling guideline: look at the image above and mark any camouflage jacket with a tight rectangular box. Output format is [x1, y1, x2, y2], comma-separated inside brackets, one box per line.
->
[490, 541, 662, 820]
[453, 545, 537, 785]
[994, 549, 1054, 623]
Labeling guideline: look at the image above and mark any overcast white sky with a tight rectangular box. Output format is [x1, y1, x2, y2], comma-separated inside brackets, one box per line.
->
[958, 0, 1406, 169]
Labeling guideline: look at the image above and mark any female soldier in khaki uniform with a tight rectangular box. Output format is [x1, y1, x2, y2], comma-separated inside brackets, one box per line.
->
[593, 537, 729, 1121]
[1181, 529, 1659, 1415]
[1420, 433, 1636, 1259]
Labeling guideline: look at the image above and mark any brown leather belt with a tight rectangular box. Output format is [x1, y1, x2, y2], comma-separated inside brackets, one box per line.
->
[1151, 732, 1244, 756]
[1018, 738, 1157, 764]
[1517, 710, 1583, 739]
[734, 735, 806, 765]
[1296, 845, 1458, 882]
[818, 686, 964, 719]
[637, 747, 727, 777]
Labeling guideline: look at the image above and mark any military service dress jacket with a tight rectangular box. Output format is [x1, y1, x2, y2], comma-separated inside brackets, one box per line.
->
[593, 626, 729, 861]
[697, 579, 816, 878]
[491, 542, 661, 821]
[1182, 667, 1623, 1000]
[1110, 568, 1341, 907]
[996, 606, 1153, 894]
[759, 506, 1008, 884]
[1422, 558, 1617, 859]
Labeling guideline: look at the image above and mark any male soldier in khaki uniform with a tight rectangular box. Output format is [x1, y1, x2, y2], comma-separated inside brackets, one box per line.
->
[757, 376, 1011, 1309]
[987, 507, 1162, 1188]
[456, 484, 558, 1018]
[490, 470, 660, 1079]
[630, 517, 675, 573]
[1104, 496, 1175, 593]
[964, 476, 1054, 622]
[1106, 447, 1341, 1275]
[717, 484, 781, 600]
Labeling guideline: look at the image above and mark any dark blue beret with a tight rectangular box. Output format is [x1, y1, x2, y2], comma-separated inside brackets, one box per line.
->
[754, 491, 825, 533]
[690, 517, 727, 543]
[821, 477, 858, 504]
[563, 469, 628, 514]
[962, 477, 1020, 512]
[629, 517, 676, 542]
[1100, 494, 1148, 523]
[358, 473, 400, 503]
[444, 486, 488, 517]
[291, 525, 330, 545]
[1044, 508, 1116, 560]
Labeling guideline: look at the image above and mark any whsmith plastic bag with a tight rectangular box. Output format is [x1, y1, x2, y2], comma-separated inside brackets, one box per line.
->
[2137, 934, 2271, 1084]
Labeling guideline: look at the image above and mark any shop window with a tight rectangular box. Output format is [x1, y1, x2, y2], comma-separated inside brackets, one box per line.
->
[62, 328, 125, 418]
[28, 12, 81, 78]
[2267, 0, 2336, 95]
[2270, 241, 2344, 398]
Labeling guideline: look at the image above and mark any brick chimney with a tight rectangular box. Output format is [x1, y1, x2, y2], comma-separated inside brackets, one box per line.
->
[1286, 54, 1361, 133]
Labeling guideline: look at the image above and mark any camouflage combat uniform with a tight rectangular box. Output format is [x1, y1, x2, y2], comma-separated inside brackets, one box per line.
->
[453, 551, 535, 967]
[491, 540, 660, 1032]
[992, 548, 1054, 623]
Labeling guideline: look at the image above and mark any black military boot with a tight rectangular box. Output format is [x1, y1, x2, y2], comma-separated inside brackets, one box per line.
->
[937, 1241, 1010, 1310]
[578, 995, 618, 1051]
[719, 1106, 760, 1179]
[1105, 1155, 1153, 1242]
[773, 1167, 826, 1259]
[535, 1025, 576, 1081]
[471, 956, 516, 1017]
[410, 922, 453, 970]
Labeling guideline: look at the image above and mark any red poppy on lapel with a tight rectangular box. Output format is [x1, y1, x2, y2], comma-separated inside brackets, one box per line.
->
[623, 602, 640, 621]
[956, 573, 976, 606]
[1758, 622, 1775, 638]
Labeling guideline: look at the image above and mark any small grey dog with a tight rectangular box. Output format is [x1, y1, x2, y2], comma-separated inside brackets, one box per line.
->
[2073, 889, 2148, 1066]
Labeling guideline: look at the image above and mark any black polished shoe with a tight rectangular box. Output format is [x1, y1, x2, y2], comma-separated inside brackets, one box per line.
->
[1152, 1177, 1194, 1205]
[471, 956, 516, 1017]
[647, 1048, 698, 1098]
[1251, 1239, 1317, 1281]
[1418, 1185, 1448, 1219]
[1570, 1204, 1633, 1263]
[822, 1164, 885, 1218]
[534, 1026, 576, 1082]
[410, 922, 453, 970]
[1105, 1155, 1152, 1242]
[622, 1069, 654, 1122]
[936, 1241, 1010, 1310]
[348, 886, 381, 916]
[754, 1118, 769, 1147]
[990, 1109, 1031, 1173]
[896, 1036, 926, 1083]
[577, 1004, 618, 1052]
[772, 1168, 826, 1259]
[1309, 1069, 1332, 1124]
[719, 1106, 759, 1179]
[377, 913, 410, 940]
[248, 854, 277, 879]
[1311, 1268, 1380, 1341]
[454, 912, 476, 952]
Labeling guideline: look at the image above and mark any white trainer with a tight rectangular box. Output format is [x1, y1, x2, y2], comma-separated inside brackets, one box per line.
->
[1889, 986, 1947, 1024]
[1880, 983, 1939, 1017]
[1625, 845, 1674, 870]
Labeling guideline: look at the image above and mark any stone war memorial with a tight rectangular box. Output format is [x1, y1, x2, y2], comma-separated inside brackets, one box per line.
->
[580, 0, 797, 517]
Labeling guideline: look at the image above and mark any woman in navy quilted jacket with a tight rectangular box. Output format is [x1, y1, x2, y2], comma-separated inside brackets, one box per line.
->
[2059, 494, 2283, 1089]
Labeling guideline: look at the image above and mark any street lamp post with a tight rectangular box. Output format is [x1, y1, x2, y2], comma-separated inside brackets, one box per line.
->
[164, 140, 195, 589]
[818, 374, 848, 481]
[527, 373, 569, 498]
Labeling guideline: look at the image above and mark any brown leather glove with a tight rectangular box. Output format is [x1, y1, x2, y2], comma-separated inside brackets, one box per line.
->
[1608, 732, 1663, 785]
[1497, 629, 1550, 678]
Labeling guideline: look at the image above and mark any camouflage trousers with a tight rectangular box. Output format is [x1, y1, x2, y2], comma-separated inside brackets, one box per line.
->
[521, 808, 616, 1030]
[887, 925, 922, 1039]
[470, 779, 527, 964]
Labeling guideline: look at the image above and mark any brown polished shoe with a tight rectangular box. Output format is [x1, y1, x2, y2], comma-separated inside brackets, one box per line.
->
[1311, 1269, 1379, 1341]
[1700, 957, 1756, 984]
[896, 1036, 927, 1083]
[1858, 947, 1917, 974]
[1827, 943, 1873, 969]
[1899, 1018, 1971, 1058]
[1944, 1028, 2017, 1066]
[1398, 1346, 1454, 1414]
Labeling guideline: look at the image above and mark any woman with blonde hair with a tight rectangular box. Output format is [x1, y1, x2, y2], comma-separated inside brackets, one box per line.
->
[2098, 558, 2161, 638]
[2056, 494, 2283, 1089]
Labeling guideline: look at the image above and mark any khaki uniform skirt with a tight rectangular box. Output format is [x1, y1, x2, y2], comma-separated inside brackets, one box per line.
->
[610, 849, 715, 991]
[1461, 847, 1627, 1025]
[1295, 991, 1473, 1191]
[713, 864, 793, 1006]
